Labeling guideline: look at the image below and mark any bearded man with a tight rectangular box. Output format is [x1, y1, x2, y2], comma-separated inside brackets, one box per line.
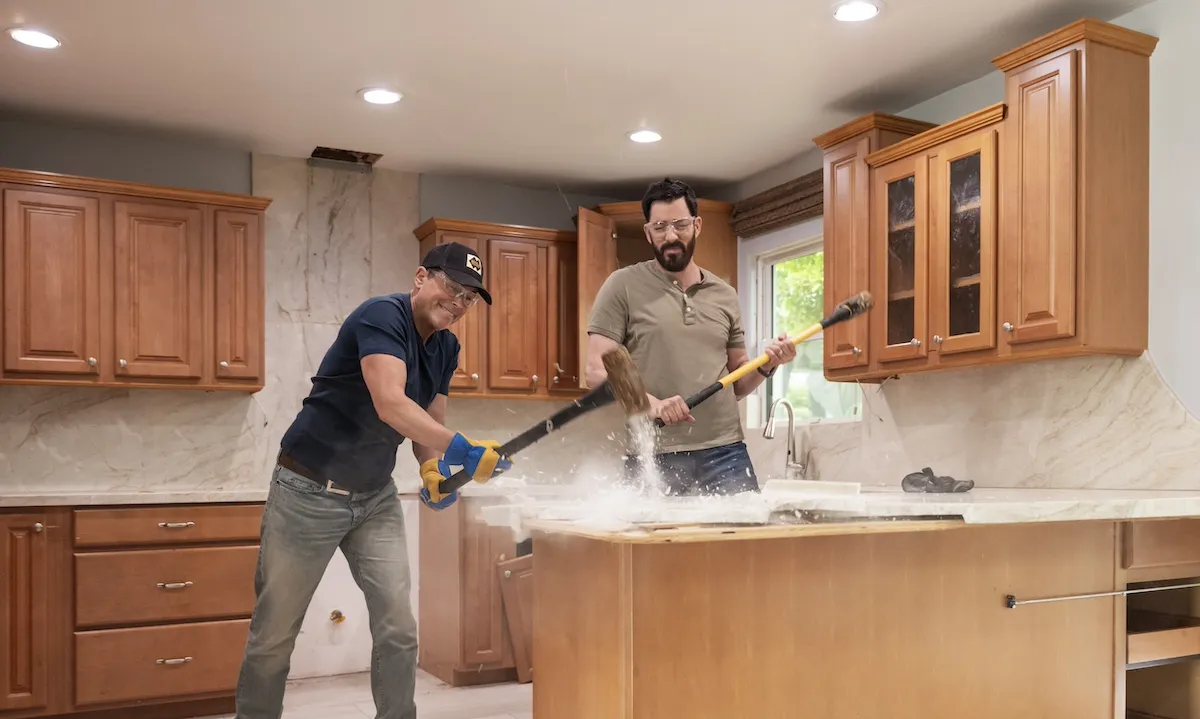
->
[582, 177, 797, 496]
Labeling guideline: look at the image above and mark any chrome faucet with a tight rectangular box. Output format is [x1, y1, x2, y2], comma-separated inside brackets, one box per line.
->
[763, 398, 813, 480]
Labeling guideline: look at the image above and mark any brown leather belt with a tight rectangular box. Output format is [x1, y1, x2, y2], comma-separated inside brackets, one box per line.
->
[276, 452, 354, 496]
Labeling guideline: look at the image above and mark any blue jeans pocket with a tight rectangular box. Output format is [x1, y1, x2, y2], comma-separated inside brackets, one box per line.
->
[273, 465, 324, 495]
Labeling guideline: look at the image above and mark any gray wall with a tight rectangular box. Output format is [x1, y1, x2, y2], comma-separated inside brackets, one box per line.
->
[718, 71, 1008, 203]
[0, 113, 252, 194]
[419, 174, 631, 230]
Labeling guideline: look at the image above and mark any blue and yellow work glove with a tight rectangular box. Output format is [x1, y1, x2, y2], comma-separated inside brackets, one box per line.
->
[419, 458, 457, 510]
[439, 433, 512, 483]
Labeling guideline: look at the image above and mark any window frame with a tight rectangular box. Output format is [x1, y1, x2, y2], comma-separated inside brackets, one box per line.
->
[748, 232, 862, 428]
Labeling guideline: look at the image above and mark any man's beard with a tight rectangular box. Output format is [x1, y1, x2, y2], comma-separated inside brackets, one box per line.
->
[653, 233, 696, 273]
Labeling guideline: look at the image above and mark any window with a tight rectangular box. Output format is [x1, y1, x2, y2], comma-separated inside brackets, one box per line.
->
[754, 238, 862, 426]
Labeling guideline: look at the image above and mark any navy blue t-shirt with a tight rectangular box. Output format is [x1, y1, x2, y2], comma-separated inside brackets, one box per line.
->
[279, 293, 459, 492]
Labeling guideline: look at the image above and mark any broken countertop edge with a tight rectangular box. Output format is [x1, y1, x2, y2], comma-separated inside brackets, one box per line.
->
[475, 486, 1200, 540]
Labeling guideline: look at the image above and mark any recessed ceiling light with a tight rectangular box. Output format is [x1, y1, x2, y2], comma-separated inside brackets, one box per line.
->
[629, 130, 662, 144]
[7, 28, 61, 49]
[360, 88, 402, 105]
[834, 1, 881, 22]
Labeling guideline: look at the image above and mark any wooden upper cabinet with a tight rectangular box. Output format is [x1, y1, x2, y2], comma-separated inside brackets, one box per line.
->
[487, 238, 544, 393]
[413, 218, 581, 400]
[214, 210, 264, 382]
[2, 189, 101, 378]
[812, 18, 1157, 382]
[576, 207, 617, 390]
[0, 169, 270, 392]
[814, 114, 937, 379]
[1000, 50, 1078, 346]
[113, 201, 205, 380]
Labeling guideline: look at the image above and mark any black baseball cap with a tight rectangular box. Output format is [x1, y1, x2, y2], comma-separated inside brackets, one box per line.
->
[421, 241, 492, 305]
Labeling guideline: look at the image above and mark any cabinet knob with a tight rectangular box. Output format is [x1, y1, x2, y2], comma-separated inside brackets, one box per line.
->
[933, 335, 943, 345]
[909, 338, 921, 346]
[219, 361, 230, 369]
[119, 359, 128, 369]
[88, 357, 97, 368]
[1003, 322, 1014, 332]
[851, 347, 862, 356]
[471, 373, 479, 381]
[553, 376, 559, 384]
[504, 570, 512, 578]
[33, 522, 44, 533]
[531, 375, 539, 386]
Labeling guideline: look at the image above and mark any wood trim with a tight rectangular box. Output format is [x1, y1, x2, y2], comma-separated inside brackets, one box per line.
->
[594, 199, 734, 225]
[812, 113, 938, 151]
[0, 168, 271, 211]
[412, 217, 575, 244]
[864, 103, 1007, 167]
[992, 18, 1159, 72]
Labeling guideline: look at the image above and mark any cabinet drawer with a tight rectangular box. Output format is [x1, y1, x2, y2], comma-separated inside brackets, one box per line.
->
[74, 503, 263, 547]
[75, 545, 258, 628]
[1123, 519, 1200, 569]
[75, 618, 249, 706]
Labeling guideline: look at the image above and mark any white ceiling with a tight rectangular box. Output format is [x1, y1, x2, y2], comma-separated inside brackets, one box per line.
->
[0, 0, 1154, 194]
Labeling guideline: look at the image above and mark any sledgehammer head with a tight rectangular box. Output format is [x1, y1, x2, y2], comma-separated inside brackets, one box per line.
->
[601, 346, 650, 416]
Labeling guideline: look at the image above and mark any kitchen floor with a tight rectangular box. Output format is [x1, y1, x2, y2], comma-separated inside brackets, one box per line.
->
[211, 670, 532, 719]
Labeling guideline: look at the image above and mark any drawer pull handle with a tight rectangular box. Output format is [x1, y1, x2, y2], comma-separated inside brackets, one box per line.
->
[157, 581, 193, 590]
[156, 657, 193, 666]
[158, 521, 195, 529]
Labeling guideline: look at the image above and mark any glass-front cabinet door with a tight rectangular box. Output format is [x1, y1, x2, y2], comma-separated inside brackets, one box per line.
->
[930, 129, 997, 355]
[872, 155, 928, 363]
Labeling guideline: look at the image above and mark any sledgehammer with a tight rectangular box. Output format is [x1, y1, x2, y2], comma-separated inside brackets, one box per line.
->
[654, 290, 874, 428]
[437, 346, 650, 495]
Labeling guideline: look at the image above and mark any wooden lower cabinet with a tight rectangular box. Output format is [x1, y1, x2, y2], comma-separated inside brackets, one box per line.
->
[418, 497, 522, 687]
[0, 503, 261, 719]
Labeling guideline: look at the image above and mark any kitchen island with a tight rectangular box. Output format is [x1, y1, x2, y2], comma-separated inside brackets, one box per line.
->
[515, 487, 1200, 719]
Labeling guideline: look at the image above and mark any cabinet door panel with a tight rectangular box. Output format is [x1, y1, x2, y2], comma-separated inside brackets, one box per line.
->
[0, 513, 50, 712]
[460, 516, 515, 668]
[931, 128, 998, 355]
[872, 155, 929, 363]
[576, 207, 617, 388]
[486, 239, 543, 392]
[823, 138, 871, 370]
[113, 201, 205, 379]
[214, 210, 264, 381]
[1001, 50, 1078, 345]
[2, 190, 101, 376]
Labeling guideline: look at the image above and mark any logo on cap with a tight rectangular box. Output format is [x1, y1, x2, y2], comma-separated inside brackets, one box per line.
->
[466, 253, 482, 276]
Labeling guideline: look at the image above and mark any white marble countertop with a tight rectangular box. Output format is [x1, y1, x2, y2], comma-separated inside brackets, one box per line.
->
[474, 483, 1200, 535]
[770, 486, 1200, 524]
[0, 489, 270, 507]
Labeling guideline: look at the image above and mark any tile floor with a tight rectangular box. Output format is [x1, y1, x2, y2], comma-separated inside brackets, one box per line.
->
[211, 670, 531, 719]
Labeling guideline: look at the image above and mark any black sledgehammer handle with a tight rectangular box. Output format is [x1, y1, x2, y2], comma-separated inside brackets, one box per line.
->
[437, 382, 618, 495]
[652, 292, 872, 428]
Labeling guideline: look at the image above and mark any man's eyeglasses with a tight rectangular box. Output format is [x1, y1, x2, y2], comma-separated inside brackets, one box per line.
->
[645, 217, 697, 236]
[431, 270, 481, 307]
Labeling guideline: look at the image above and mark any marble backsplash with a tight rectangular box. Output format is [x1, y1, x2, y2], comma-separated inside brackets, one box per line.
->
[785, 352, 1200, 491]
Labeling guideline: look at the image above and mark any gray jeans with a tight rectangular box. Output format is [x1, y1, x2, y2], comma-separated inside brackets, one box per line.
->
[235, 465, 418, 719]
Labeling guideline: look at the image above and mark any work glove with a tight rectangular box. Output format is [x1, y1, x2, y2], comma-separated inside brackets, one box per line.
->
[439, 433, 512, 483]
[419, 458, 457, 510]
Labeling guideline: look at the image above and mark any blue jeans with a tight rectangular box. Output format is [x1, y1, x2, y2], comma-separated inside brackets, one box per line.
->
[235, 465, 417, 719]
[624, 441, 760, 496]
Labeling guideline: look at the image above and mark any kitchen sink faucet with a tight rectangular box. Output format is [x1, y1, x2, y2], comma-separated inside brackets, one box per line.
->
[762, 398, 815, 481]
